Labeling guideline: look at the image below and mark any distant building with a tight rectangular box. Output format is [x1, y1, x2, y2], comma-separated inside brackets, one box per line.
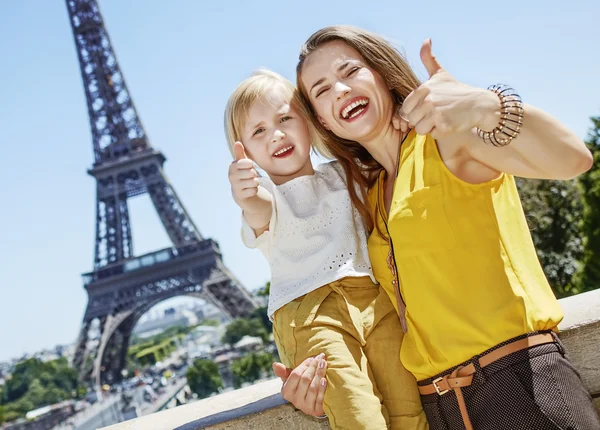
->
[133, 310, 198, 338]
[234, 335, 263, 351]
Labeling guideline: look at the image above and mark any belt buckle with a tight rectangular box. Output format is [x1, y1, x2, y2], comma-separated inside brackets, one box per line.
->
[432, 377, 449, 395]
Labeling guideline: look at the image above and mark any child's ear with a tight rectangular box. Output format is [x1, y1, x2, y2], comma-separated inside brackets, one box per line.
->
[318, 116, 331, 131]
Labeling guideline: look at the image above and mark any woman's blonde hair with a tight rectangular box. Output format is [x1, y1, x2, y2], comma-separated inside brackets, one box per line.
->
[296, 25, 421, 231]
[224, 69, 316, 158]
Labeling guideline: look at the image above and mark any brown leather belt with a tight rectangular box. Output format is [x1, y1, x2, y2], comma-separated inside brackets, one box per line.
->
[418, 333, 556, 430]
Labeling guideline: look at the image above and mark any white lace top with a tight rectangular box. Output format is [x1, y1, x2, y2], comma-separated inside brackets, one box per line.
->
[241, 161, 376, 319]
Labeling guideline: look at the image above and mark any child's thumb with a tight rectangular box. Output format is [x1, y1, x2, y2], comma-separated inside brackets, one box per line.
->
[233, 141, 248, 161]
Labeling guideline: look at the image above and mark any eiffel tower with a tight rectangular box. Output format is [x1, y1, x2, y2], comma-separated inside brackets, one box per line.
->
[66, 0, 258, 387]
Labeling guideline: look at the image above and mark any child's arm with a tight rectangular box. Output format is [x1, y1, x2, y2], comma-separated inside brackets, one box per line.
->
[228, 141, 272, 237]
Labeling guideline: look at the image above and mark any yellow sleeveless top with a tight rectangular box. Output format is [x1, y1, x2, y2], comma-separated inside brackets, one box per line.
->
[367, 130, 563, 380]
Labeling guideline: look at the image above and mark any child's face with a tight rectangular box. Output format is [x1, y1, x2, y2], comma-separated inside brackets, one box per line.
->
[241, 89, 313, 184]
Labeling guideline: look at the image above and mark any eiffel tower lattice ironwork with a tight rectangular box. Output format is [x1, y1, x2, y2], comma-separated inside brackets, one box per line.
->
[66, 0, 258, 387]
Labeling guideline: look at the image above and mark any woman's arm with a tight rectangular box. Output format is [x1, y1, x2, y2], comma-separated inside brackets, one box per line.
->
[438, 101, 593, 182]
[402, 40, 592, 182]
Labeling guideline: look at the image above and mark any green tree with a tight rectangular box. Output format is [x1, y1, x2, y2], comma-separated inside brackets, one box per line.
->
[197, 318, 220, 327]
[222, 318, 268, 346]
[574, 116, 600, 292]
[517, 178, 584, 297]
[248, 306, 272, 332]
[0, 386, 5, 424]
[231, 352, 275, 389]
[3, 410, 20, 424]
[0, 358, 83, 424]
[25, 379, 45, 406]
[186, 359, 223, 399]
[251, 283, 273, 332]
[5, 359, 37, 402]
[44, 387, 64, 405]
[256, 282, 270, 297]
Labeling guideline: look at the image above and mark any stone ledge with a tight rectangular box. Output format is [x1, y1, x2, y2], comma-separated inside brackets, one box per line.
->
[103, 379, 328, 430]
[104, 289, 600, 430]
[557, 288, 600, 399]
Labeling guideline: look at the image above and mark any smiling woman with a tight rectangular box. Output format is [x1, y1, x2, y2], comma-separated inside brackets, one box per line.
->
[273, 25, 600, 430]
[301, 39, 414, 144]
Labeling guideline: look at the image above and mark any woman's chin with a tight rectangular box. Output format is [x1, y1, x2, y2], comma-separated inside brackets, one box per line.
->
[339, 124, 378, 142]
[336, 114, 382, 141]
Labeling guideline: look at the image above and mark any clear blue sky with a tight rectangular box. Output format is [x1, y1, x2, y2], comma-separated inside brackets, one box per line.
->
[0, 0, 598, 362]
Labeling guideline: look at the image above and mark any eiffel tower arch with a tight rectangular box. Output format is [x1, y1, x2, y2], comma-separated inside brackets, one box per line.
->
[65, 0, 258, 387]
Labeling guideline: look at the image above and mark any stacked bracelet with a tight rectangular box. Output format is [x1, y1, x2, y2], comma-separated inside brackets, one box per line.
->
[477, 84, 524, 147]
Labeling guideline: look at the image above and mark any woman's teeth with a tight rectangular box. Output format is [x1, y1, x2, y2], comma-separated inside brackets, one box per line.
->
[341, 99, 368, 119]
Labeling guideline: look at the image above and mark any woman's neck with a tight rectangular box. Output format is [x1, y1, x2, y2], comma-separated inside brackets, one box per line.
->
[360, 124, 405, 177]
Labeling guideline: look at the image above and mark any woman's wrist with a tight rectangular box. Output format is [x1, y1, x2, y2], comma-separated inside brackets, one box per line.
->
[475, 87, 502, 132]
[476, 85, 524, 146]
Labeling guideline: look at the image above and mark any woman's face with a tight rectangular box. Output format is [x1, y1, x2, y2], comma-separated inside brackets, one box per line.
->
[300, 40, 395, 143]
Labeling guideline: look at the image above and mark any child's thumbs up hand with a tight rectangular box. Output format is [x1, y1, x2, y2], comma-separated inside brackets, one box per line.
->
[229, 141, 260, 208]
[233, 141, 249, 161]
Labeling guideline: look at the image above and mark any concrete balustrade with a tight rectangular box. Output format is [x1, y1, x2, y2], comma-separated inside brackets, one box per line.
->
[105, 289, 600, 430]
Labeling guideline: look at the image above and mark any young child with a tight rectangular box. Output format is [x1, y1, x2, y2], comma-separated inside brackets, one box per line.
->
[224, 69, 424, 429]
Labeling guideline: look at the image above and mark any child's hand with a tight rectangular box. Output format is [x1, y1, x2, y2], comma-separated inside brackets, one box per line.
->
[229, 141, 260, 209]
[229, 141, 272, 233]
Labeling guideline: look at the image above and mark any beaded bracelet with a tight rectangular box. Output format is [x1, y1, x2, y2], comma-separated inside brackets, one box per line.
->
[477, 84, 524, 147]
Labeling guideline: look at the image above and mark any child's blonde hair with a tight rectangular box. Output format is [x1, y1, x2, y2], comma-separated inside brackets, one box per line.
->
[224, 69, 317, 158]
